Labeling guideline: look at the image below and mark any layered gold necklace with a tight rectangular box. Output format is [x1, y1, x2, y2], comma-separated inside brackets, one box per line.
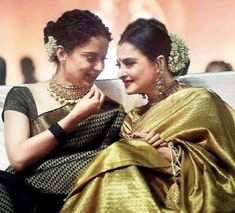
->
[48, 75, 90, 104]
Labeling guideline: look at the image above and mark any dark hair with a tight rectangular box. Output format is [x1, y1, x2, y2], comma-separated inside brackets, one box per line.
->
[118, 18, 189, 76]
[205, 60, 233, 72]
[43, 9, 112, 63]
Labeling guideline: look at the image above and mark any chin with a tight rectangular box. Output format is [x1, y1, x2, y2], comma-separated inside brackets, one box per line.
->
[82, 81, 93, 88]
[123, 83, 140, 95]
[125, 88, 137, 95]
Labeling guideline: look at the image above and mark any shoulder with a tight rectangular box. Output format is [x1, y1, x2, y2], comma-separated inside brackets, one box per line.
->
[177, 87, 218, 100]
[26, 81, 46, 92]
[8, 85, 30, 93]
[174, 87, 225, 108]
[6, 86, 33, 101]
[3, 85, 36, 121]
[8, 82, 47, 102]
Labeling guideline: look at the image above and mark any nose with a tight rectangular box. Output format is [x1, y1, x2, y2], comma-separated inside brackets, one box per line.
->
[94, 60, 104, 73]
[118, 67, 128, 79]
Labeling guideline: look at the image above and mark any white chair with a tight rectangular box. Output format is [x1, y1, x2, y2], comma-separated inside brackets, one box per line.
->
[178, 72, 235, 109]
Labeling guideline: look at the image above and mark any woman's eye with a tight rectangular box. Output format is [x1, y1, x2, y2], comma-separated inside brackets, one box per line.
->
[85, 56, 96, 62]
[124, 61, 135, 68]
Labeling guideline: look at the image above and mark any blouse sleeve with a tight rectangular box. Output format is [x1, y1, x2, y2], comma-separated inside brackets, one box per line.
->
[2, 87, 30, 121]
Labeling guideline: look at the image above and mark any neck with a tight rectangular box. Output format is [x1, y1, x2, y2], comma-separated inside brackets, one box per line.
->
[147, 76, 174, 101]
[54, 70, 76, 87]
[147, 79, 179, 106]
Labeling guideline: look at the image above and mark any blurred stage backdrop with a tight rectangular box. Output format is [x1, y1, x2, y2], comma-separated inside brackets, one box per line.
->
[0, 0, 235, 84]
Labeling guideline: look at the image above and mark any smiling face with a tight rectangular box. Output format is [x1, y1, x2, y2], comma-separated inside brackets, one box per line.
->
[57, 35, 109, 88]
[117, 42, 158, 96]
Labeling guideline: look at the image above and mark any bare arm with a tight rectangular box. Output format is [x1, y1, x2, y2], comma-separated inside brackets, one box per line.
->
[4, 85, 105, 171]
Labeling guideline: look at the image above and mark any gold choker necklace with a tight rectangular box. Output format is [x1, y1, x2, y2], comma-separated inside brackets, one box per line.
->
[48, 75, 90, 104]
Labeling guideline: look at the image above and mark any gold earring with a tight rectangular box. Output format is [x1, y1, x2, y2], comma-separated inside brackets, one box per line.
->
[156, 68, 165, 95]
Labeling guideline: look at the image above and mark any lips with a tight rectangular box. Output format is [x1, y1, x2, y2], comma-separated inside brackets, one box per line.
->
[86, 73, 98, 82]
[123, 80, 133, 88]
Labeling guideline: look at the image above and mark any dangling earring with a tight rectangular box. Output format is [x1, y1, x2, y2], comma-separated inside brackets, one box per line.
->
[156, 68, 165, 95]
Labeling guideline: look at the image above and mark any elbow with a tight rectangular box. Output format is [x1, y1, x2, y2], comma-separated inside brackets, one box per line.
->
[9, 156, 31, 172]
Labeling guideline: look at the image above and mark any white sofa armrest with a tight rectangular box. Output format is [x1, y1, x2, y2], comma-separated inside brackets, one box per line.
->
[179, 72, 235, 109]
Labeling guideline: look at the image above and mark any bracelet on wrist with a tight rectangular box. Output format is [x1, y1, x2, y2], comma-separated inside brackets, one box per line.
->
[48, 122, 67, 144]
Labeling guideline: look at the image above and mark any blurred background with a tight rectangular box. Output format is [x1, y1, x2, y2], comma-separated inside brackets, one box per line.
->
[0, 0, 235, 85]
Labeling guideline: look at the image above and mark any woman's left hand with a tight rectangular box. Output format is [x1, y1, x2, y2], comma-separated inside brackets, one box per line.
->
[132, 130, 171, 161]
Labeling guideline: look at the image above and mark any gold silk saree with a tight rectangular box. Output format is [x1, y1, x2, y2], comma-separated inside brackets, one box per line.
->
[61, 87, 235, 213]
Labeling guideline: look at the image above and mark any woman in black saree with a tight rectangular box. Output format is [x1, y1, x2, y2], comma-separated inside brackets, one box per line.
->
[0, 9, 125, 213]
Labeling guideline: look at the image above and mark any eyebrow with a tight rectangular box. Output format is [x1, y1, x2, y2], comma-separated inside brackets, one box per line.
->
[82, 52, 107, 58]
[81, 52, 97, 55]
[118, 57, 137, 62]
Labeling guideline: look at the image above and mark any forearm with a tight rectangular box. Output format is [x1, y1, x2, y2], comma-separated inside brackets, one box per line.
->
[6, 112, 83, 171]
[9, 130, 59, 171]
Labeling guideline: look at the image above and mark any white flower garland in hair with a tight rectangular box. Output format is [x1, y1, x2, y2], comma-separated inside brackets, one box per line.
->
[44, 36, 58, 62]
[168, 33, 189, 73]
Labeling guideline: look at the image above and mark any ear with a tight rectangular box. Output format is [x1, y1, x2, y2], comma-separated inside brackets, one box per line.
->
[155, 55, 165, 72]
[55, 45, 66, 64]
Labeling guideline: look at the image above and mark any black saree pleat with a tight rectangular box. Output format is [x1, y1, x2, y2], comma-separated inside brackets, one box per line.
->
[0, 170, 65, 213]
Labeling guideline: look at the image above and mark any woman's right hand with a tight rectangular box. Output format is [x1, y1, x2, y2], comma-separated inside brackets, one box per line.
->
[70, 84, 105, 121]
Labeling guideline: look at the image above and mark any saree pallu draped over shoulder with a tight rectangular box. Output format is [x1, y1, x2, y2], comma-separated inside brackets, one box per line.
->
[61, 87, 235, 213]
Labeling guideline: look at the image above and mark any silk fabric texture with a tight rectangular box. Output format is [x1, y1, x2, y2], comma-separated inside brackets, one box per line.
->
[61, 87, 235, 213]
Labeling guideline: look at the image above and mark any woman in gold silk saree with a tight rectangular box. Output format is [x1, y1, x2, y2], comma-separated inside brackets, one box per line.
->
[61, 17, 235, 212]
[61, 86, 235, 212]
